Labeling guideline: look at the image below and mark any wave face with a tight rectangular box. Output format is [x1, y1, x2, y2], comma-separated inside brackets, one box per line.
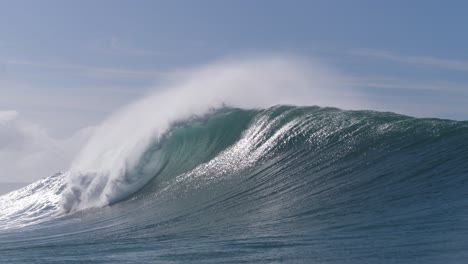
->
[1, 106, 468, 263]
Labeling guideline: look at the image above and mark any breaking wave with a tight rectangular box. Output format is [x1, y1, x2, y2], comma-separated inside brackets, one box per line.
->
[1, 57, 468, 263]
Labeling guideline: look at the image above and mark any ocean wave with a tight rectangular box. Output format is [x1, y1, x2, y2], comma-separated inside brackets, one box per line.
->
[1, 105, 468, 262]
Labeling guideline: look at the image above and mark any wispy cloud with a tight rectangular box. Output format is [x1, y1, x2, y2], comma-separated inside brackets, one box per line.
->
[352, 49, 468, 72]
[344, 74, 468, 120]
[108, 38, 171, 57]
[346, 76, 468, 93]
[1, 58, 170, 80]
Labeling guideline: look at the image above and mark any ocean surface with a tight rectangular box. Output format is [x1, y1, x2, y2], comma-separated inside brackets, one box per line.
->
[1, 106, 467, 263]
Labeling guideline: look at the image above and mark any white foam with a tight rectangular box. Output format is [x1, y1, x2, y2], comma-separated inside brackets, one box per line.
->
[0, 172, 66, 229]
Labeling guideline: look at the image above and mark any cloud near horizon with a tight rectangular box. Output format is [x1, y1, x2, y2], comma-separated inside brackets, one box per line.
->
[0, 110, 18, 124]
[0, 110, 93, 183]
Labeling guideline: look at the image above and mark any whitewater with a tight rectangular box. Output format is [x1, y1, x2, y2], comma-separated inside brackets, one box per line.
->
[1, 57, 467, 263]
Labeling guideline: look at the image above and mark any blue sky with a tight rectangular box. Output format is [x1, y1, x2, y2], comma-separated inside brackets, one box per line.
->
[0, 0, 468, 182]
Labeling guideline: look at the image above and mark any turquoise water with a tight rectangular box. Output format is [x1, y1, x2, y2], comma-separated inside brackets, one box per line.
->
[1, 106, 468, 263]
